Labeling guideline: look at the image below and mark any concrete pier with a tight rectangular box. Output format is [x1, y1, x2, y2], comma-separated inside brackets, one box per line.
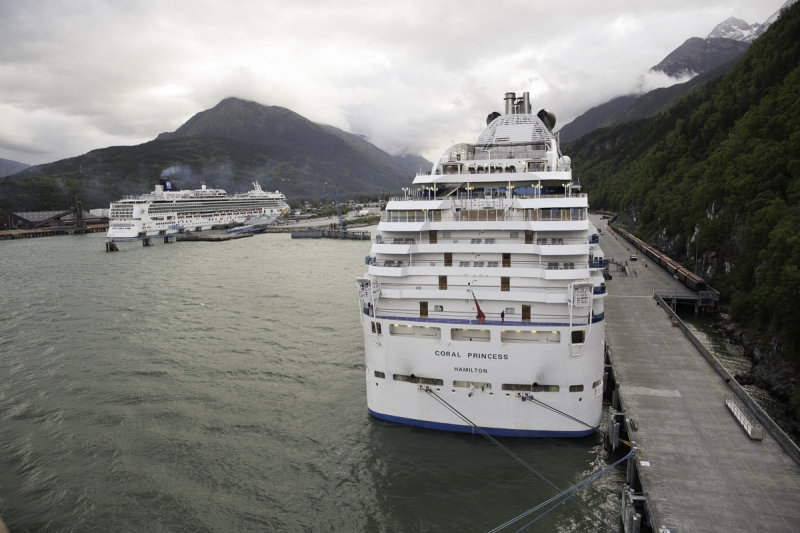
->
[596, 215, 800, 532]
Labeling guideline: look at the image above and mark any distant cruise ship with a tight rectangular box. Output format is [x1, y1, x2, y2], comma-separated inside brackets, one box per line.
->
[357, 91, 606, 437]
[107, 179, 289, 240]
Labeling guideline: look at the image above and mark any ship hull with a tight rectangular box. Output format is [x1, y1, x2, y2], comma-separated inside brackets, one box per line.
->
[362, 315, 605, 436]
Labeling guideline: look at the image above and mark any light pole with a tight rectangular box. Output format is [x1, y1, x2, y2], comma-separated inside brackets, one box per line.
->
[694, 226, 699, 274]
[673, 273, 679, 314]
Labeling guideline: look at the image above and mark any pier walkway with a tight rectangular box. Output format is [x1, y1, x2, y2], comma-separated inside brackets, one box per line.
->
[595, 215, 800, 532]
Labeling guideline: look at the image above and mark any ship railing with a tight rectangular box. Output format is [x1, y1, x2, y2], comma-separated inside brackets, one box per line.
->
[372, 259, 596, 270]
[371, 307, 592, 326]
[382, 210, 587, 224]
[376, 281, 588, 297]
[377, 236, 590, 246]
[452, 209, 508, 222]
[389, 192, 588, 202]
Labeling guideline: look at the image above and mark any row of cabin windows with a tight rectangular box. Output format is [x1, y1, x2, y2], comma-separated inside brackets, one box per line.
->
[392, 231, 584, 244]
[374, 372, 600, 392]
[385, 208, 586, 224]
[371, 320, 586, 344]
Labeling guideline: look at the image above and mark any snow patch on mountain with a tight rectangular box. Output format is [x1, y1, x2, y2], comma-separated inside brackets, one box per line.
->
[707, 17, 761, 42]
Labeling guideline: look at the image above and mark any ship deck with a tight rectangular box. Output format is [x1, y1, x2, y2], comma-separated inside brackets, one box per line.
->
[595, 214, 800, 532]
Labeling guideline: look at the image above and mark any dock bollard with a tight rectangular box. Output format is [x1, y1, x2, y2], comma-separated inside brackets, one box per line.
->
[627, 443, 639, 486]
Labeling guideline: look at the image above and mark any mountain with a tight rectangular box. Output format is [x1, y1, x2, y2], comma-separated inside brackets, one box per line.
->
[570, 1, 800, 414]
[560, 58, 740, 143]
[0, 98, 430, 213]
[708, 16, 764, 41]
[650, 2, 798, 76]
[559, 2, 795, 144]
[649, 36, 750, 78]
[0, 157, 29, 178]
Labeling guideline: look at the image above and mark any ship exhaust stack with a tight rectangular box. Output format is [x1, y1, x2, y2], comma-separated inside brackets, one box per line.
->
[504, 92, 516, 114]
[521, 92, 531, 114]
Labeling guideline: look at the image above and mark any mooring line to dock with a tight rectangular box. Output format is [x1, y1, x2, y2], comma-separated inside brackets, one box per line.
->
[489, 448, 636, 533]
[519, 393, 596, 431]
[422, 387, 625, 531]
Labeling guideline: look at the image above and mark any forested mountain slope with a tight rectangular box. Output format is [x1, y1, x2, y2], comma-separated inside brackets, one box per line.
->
[570, 2, 800, 412]
[0, 98, 421, 214]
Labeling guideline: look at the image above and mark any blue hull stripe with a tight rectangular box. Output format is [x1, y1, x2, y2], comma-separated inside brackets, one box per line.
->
[368, 409, 597, 438]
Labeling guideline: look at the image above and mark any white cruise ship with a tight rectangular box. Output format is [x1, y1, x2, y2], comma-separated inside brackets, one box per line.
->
[357, 91, 606, 437]
[107, 179, 289, 240]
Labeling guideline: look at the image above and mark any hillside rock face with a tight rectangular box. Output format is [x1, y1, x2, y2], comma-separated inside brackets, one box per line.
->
[649, 37, 750, 77]
[708, 16, 764, 41]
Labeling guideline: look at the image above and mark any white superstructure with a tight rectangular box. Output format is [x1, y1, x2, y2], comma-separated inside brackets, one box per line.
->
[107, 180, 289, 240]
[357, 92, 606, 437]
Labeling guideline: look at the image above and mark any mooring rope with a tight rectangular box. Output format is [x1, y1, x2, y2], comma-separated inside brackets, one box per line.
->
[520, 393, 596, 431]
[422, 387, 628, 531]
[490, 448, 636, 533]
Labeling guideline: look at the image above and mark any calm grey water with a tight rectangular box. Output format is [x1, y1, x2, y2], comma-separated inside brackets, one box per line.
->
[0, 231, 624, 532]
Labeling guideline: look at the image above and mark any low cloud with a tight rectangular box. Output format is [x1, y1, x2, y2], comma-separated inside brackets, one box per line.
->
[0, 0, 784, 165]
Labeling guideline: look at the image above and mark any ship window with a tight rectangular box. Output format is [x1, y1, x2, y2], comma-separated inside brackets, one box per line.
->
[501, 383, 559, 392]
[593, 379, 603, 389]
[510, 232, 519, 238]
[505, 307, 515, 315]
[454, 381, 491, 390]
[439, 276, 447, 290]
[389, 324, 441, 339]
[444, 252, 452, 266]
[371, 322, 376, 333]
[502, 384, 532, 391]
[569, 384, 584, 392]
[420, 301, 428, 317]
[500, 330, 560, 343]
[522, 305, 531, 321]
[501, 277, 510, 291]
[393, 374, 443, 386]
[374, 371, 386, 379]
[376, 322, 382, 334]
[571, 330, 585, 344]
[433, 305, 443, 312]
[502, 253, 511, 267]
[451, 328, 490, 342]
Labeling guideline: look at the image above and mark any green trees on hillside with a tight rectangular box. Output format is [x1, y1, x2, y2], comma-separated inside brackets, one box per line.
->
[570, 2, 800, 378]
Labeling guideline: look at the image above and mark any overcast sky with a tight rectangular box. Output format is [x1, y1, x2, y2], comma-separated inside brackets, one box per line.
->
[0, 0, 785, 166]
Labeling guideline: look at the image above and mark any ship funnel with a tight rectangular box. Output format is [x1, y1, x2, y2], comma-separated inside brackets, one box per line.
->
[522, 92, 531, 114]
[504, 92, 516, 114]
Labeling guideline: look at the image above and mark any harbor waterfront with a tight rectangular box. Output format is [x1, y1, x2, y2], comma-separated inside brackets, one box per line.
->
[0, 231, 625, 532]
